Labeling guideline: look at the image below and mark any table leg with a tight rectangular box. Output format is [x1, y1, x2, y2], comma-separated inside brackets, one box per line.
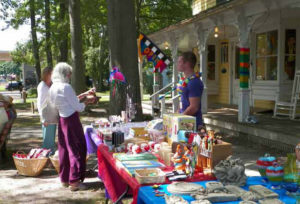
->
[114, 184, 129, 204]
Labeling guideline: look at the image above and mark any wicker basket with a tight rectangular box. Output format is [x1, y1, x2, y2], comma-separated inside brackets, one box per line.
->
[50, 157, 60, 173]
[135, 168, 166, 184]
[50, 156, 90, 174]
[13, 152, 48, 177]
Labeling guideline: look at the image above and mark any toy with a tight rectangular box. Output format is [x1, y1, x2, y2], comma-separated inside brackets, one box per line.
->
[127, 143, 134, 153]
[132, 144, 142, 154]
[149, 141, 155, 150]
[172, 144, 195, 176]
[182, 145, 195, 176]
[109, 67, 126, 97]
[266, 163, 284, 188]
[256, 154, 276, 178]
[141, 143, 150, 152]
[154, 144, 161, 153]
[172, 144, 186, 171]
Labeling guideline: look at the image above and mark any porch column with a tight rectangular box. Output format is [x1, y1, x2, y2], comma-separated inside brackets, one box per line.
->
[152, 70, 160, 115]
[170, 32, 179, 113]
[138, 60, 143, 101]
[196, 26, 210, 114]
[236, 12, 252, 122]
[238, 47, 250, 122]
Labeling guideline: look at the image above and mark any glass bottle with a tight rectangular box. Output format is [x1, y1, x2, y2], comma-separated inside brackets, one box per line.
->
[284, 153, 297, 183]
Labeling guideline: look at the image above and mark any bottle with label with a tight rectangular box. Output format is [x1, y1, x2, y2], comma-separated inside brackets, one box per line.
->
[283, 153, 297, 183]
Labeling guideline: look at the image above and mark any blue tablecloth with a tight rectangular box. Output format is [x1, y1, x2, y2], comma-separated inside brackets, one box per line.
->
[137, 177, 297, 204]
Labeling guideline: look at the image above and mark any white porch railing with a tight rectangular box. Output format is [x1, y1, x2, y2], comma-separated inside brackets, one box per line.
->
[159, 94, 181, 117]
[150, 82, 181, 116]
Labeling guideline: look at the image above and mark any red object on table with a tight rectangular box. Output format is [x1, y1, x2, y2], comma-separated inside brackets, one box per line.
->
[97, 144, 215, 204]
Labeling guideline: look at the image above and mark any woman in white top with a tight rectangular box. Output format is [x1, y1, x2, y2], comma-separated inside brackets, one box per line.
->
[37, 67, 56, 154]
[49, 62, 95, 191]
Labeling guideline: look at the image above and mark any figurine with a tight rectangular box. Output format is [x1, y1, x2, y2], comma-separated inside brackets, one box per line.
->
[132, 144, 142, 154]
[193, 134, 201, 146]
[127, 143, 134, 153]
[154, 144, 161, 153]
[149, 141, 155, 151]
[183, 145, 195, 176]
[141, 143, 150, 152]
[172, 144, 186, 171]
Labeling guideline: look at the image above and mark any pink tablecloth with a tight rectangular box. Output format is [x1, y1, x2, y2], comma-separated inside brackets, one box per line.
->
[97, 144, 215, 204]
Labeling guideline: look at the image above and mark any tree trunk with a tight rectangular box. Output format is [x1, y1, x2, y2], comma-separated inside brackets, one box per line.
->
[107, 0, 143, 120]
[59, 0, 68, 62]
[29, 0, 41, 81]
[68, 0, 85, 94]
[45, 0, 53, 68]
[135, 0, 142, 34]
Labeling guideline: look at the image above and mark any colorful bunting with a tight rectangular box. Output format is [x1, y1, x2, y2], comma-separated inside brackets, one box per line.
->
[138, 33, 171, 73]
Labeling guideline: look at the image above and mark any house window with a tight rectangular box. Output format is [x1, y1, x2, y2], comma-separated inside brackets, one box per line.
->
[207, 45, 216, 80]
[284, 29, 296, 80]
[220, 42, 228, 63]
[235, 46, 240, 79]
[256, 30, 278, 80]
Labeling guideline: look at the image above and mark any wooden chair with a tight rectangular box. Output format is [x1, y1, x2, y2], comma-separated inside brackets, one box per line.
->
[274, 70, 300, 119]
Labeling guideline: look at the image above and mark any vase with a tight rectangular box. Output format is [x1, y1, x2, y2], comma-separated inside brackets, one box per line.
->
[256, 153, 276, 181]
[266, 162, 284, 189]
[283, 153, 298, 193]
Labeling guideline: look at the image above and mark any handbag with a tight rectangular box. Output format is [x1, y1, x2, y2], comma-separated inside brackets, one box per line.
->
[41, 97, 59, 124]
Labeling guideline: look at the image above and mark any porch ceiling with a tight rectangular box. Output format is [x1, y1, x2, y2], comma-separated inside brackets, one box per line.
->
[148, 0, 300, 50]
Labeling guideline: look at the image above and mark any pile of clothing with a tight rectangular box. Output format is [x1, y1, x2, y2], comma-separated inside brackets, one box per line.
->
[0, 93, 16, 158]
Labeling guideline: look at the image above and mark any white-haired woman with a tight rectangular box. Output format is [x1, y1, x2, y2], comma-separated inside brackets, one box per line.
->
[49, 62, 95, 191]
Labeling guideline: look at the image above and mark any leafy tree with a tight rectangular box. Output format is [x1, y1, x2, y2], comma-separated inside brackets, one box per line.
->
[44, 0, 53, 68]
[81, 0, 109, 91]
[29, 0, 41, 80]
[0, 61, 22, 76]
[136, 0, 193, 34]
[11, 41, 34, 65]
[107, 0, 143, 119]
[69, 0, 85, 93]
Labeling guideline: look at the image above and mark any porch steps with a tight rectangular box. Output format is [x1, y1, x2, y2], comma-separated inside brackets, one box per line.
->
[204, 109, 300, 153]
[142, 102, 298, 152]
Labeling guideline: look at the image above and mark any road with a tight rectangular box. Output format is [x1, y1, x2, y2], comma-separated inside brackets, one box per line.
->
[0, 90, 21, 100]
[0, 81, 21, 100]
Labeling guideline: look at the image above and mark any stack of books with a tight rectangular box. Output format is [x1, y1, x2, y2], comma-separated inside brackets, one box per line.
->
[113, 153, 165, 176]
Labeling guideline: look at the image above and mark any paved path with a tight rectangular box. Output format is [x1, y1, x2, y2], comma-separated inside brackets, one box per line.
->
[0, 90, 21, 100]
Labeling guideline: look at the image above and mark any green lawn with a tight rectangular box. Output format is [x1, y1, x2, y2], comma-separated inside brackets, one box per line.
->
[0, 85, 5, 91]
[14, 98, 37, 104]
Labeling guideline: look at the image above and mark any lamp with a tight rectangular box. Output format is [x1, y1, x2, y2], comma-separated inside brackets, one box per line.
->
[214, 27, 219, 33]
[214, 26, 219, 38]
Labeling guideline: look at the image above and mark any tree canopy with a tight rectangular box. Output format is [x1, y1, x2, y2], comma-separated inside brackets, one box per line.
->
[2, 0, 192, 92]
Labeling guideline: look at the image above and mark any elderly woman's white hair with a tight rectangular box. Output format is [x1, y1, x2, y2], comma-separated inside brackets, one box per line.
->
[51, 62, 73, 83]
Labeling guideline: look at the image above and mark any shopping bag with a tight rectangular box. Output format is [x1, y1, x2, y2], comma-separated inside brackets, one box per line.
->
[41, 98, 59, 124]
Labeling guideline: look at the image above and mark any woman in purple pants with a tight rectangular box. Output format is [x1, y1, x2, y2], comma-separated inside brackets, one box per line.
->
[49, 62, 95, 191]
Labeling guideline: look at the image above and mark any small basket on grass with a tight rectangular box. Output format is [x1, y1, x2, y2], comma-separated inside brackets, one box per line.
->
[50, 157, 60, 173]
[135, 168, 166, 184]
[13, 151, 48, 177]
[50, 156, 90, 174]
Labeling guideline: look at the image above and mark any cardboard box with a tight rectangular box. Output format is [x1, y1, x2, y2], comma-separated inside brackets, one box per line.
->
[129, 127, 151, 141]
[198, 141, 232, 169]
[163, 114, 196, 144]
